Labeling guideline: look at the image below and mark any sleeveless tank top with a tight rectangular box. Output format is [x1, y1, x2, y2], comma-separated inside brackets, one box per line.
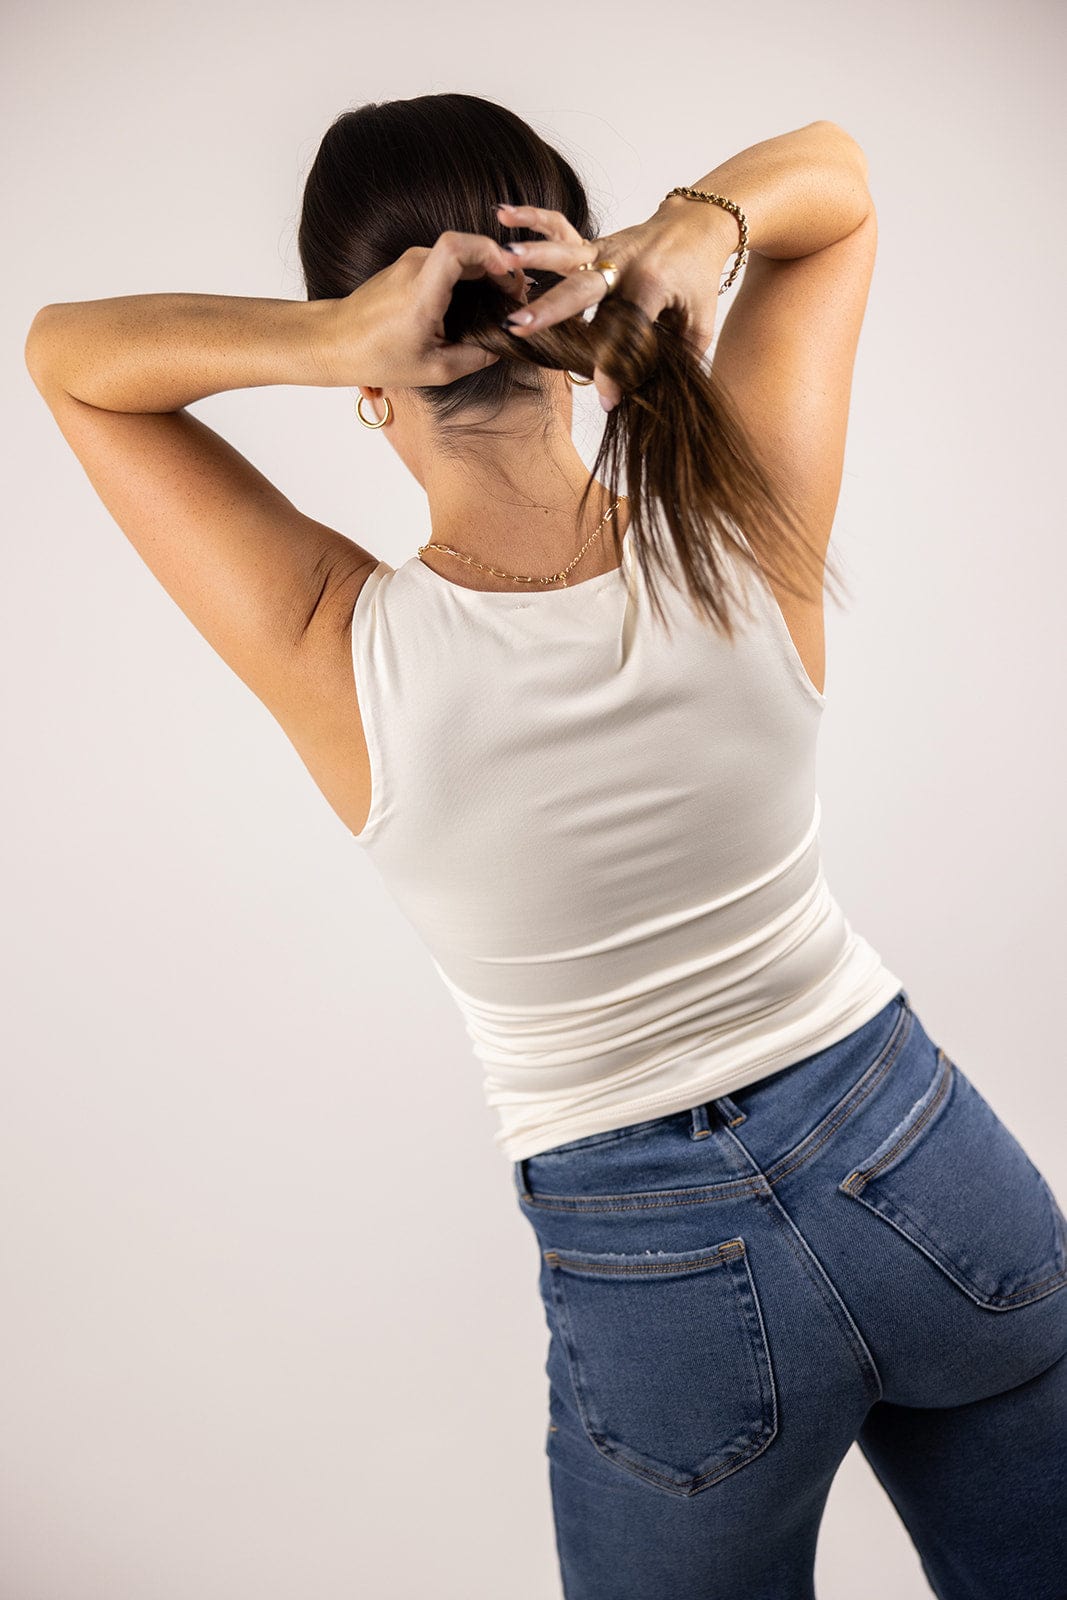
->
[349, 512, 903, 1161]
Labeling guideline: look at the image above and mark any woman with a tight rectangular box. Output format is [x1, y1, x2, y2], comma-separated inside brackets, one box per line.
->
[25, 95, 1067, 1598]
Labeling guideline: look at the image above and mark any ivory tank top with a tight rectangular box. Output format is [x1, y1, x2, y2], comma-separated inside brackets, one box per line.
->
[349, 513, 903, 1161]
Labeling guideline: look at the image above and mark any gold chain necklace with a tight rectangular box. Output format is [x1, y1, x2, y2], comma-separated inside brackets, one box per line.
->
[417, 497, 625, 588]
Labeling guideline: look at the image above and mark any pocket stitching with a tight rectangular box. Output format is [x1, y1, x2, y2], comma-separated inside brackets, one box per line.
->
[838, 1048, 1067, 1309]
[521, 1173, 767, 1214]
[843, 1186, 1067, 1308]
[545, 1239, 778, 1495]
[544, 1239, 745, 1274]
[840, 1047, 953, 1196]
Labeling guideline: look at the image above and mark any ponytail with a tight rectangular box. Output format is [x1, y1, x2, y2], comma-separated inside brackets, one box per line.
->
[459, 288, 850, 640]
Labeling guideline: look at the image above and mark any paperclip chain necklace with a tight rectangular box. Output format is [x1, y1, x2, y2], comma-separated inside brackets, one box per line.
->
[417, 497, 625, 588]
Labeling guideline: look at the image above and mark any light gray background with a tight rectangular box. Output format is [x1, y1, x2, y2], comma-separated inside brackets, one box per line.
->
[3, 1, 1064, 1595]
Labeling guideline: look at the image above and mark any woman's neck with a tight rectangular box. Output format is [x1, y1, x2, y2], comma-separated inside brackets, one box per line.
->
[421, 457, 629, 591]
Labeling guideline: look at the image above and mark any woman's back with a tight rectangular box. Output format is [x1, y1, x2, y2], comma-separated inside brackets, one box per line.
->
[349, 514, 902, 1160]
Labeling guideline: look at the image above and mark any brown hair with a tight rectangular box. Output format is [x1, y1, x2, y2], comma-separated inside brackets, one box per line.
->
[298, 91, 849, 637]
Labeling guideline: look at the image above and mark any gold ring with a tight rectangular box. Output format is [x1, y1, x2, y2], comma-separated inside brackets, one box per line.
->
[564, 371, 594, 386]
[577, 257, 620, 295]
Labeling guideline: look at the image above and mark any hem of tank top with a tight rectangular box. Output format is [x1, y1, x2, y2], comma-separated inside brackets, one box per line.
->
[494, 976, 906, 1158]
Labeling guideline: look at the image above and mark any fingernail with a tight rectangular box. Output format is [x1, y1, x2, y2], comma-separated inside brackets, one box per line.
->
[598, 391, 616, 412]
[502, 242, 526, 256]
[506, 310, 534, 326]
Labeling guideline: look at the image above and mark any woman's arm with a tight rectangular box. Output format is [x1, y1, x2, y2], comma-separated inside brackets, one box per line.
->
[24, 218, 515, 411]
[656, 120, 871, 263]
[24, 293, 338, 412]
[23, 293, 375, 746]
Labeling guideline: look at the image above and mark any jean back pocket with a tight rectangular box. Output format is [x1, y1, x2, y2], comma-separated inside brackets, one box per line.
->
[839, 1047, 1067, 1309]
[542, 1236, 777, 1497]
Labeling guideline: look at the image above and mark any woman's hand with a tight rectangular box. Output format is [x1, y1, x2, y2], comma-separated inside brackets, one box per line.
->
[316, 230, 525, 391]
[496, 198, 741, 408]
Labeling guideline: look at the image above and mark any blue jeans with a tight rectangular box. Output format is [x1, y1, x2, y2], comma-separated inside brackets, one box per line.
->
[511, 990, 1067, 1599]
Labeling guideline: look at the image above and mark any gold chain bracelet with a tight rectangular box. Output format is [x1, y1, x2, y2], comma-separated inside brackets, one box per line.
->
[662, 186, 749, 294]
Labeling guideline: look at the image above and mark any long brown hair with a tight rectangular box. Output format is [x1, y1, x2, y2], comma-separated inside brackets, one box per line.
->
[298, 92, 849, 637]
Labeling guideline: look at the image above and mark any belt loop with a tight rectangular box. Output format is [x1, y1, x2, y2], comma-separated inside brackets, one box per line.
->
[513, 1158, 530, 1199]
[712, 1093, 747, 1128]
[689, 1102, 712, 1139]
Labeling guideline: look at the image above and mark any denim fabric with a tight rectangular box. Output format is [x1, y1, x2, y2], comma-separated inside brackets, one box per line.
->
[512, 991, 1067, 1599]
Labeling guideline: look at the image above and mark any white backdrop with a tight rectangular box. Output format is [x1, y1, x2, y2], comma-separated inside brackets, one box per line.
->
[3, 1, 1064, 1595]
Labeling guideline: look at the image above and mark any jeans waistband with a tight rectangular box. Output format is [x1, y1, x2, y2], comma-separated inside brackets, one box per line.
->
[694, 985, 921, 1139]
[513, 988, 913, 1198]
[689, 987, 911, 1141]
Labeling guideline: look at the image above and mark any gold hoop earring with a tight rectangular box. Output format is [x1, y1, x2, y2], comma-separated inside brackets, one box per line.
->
[564, 371, 594, 387]
[356, 393, 392, 429]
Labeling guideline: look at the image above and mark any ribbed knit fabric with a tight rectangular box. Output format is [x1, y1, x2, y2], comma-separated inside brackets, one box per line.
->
[350, 512, 902, 1160]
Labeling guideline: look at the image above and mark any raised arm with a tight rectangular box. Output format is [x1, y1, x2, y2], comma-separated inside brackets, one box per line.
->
[699, 122, 877, 695]
[22, 294, 378, 735]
